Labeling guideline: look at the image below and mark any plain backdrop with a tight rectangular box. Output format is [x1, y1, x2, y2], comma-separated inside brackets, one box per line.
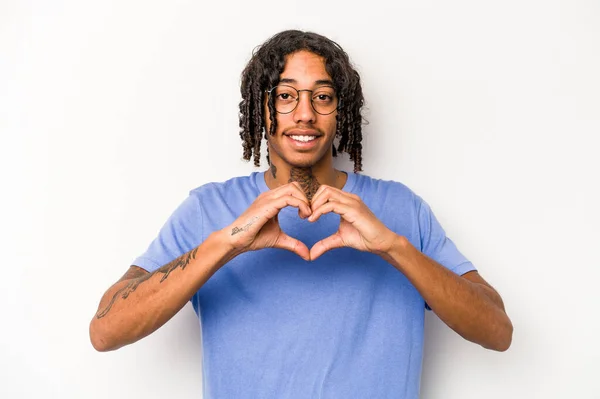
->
[1, 0, 599, 398]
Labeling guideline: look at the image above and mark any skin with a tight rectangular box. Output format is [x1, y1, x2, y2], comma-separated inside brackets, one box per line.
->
[90, 50, 513, 353]
[263, 51, 346, 202]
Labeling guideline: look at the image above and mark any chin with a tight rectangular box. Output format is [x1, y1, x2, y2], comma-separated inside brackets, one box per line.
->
[286, 159, 318, 169]
[283, 152, 329, 169]
[269, 141, 333, 170]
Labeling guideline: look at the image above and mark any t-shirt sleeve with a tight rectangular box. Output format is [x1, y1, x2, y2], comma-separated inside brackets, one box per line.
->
[417, 196, 476, 276]
[131, 193, 204, 273]
[417, 197, 477, 310]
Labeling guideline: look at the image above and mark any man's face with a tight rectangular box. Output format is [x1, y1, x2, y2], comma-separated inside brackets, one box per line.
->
[264, 50, 338, 170]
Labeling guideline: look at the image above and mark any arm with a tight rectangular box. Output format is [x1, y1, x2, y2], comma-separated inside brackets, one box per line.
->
[89, 230, 236, 352]
[307, 185, 513, 352]
[382, 236, 513, 351]
[90, 182, 312, 352]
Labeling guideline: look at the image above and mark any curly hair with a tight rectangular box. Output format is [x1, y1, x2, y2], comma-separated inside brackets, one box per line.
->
[238, 30, 365, 173]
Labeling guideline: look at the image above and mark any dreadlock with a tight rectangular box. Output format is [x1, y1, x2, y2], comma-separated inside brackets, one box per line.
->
[238, 30, 365, 173]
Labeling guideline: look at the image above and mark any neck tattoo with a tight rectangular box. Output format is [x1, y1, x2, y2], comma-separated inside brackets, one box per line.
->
[288, 167, 321, 202]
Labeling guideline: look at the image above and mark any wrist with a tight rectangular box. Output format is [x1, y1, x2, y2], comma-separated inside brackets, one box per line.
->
[209, 229, 245, 262]
[378, 234, 412, 269]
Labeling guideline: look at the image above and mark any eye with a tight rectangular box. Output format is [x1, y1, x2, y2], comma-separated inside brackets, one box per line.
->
[274, 87, 297, 102]
[314, 93, 334, 103]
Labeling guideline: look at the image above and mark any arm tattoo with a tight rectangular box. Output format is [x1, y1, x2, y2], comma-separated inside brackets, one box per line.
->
[231, 216, 259, 236]
[95, 247, 199, 319]
[289, 167, 321, 201]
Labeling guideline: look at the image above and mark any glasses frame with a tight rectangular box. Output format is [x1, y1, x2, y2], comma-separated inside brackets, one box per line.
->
[266, 84, 339, 115]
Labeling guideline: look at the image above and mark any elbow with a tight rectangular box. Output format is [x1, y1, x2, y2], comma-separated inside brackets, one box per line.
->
[490, 334, 512, 352]
[89, 318, 116, 352]
[486, 316, 513, 352]
[498, 320, 514, 352]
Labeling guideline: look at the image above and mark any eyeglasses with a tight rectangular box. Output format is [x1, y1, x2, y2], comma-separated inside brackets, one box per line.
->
[266, 84, 338, 115]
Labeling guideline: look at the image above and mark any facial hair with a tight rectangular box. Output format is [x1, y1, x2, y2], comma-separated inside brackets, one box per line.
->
[288, 167, 321, 202]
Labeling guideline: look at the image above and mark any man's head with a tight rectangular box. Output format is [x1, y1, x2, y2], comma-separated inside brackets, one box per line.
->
[239, 30, 365, 173]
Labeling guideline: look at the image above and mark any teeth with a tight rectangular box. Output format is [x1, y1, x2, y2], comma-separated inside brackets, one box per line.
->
[290, 135, 317, 142]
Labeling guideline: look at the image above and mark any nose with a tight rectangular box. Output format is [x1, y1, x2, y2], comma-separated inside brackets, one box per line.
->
[293, 91, 316, 124]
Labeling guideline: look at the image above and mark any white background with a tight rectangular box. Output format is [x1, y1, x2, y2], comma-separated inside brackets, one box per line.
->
[1, 0, 599, 398]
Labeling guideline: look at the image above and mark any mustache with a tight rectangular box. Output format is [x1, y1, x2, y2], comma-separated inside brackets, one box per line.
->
[282, 126, 324, 136]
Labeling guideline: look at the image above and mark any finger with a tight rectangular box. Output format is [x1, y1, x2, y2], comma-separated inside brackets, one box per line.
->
[310, 186, 355, 212]
[309, 184, 330, 207]
[266, 195, 312, 220]
[274, 233, 311, 261]
[281, 195, 312, 217]
[311, 183, 350, 202]
[272, 181, 309, 202]
[308, 200, 354, 223]
[310, 233, 344, 260]
[271, 182, 312, 218]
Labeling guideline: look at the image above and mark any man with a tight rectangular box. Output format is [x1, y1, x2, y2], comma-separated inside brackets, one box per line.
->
[90, 30, 512, 398]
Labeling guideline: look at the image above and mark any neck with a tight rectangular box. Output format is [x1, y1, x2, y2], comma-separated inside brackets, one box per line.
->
[265, 161, 346, 201]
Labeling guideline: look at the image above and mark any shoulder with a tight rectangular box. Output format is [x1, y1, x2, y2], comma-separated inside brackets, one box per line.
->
[190, 174, 253, 194]
[187, 173, 262, 206]
[351, 172, 421, 205]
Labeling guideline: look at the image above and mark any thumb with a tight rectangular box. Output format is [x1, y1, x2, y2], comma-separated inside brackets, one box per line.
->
[274, 233, 311, 261]
[309, 233, 344, 261]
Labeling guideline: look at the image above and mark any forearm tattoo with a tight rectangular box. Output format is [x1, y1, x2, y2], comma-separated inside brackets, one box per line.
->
[289, 167, 321, 201]
[231, 216, 259, 236]
[95, 247, 198, 319]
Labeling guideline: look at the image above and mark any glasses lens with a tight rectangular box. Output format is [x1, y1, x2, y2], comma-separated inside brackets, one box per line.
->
[273, 86, 298, 114]
[311, 87, 337, 115]
[271, 85, 338, 115]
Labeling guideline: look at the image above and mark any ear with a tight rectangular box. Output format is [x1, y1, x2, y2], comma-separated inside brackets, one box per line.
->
[263, 91, 271, 136]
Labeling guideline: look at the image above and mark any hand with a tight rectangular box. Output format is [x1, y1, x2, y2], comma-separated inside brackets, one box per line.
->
[222, 182, 312, 261]
[307, 185, 398, 260]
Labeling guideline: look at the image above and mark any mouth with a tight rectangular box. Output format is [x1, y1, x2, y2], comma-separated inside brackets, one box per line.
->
[284, 130, 321, 149]
[288, 134, 318, 143]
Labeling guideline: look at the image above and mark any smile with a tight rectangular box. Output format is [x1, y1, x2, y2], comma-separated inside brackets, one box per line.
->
[289, 135, 317, 142]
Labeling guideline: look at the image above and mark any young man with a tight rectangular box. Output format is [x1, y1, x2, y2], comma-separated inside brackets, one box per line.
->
[90, 30, 512, 398]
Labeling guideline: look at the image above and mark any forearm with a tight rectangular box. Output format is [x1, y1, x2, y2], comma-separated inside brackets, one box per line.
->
[89, 230, 236, 352]
[382, 235, 513, 351]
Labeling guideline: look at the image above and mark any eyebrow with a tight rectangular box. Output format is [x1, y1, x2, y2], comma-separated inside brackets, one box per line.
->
[279, 78, 335, 86]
